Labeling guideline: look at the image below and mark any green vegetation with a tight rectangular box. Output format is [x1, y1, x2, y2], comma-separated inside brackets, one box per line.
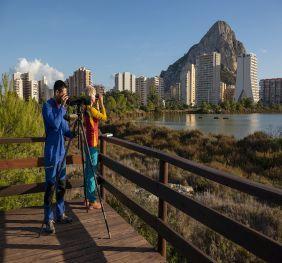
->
[104, 87, 193, 113]
[104, 90, 141, 114]
[200, 98, 282, 114]
[103, 86, 282, 115]
[0, 74, 45, 210]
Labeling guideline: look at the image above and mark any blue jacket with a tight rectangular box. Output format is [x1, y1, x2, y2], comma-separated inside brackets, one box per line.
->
[42, 98, 73, 164]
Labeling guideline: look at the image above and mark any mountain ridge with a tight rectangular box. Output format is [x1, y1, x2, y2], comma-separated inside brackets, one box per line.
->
[160, 20, 246, 89]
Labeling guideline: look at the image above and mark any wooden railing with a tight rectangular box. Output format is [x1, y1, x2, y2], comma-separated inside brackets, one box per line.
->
[98, 135, 282, 263]
[0, 136, 282, 262]
[0, 137, 83, 196]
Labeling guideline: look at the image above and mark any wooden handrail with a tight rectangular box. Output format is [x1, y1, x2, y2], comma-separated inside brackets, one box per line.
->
[98, 135, 282, 262]
[100, 135, 282, 205]
[99, 153, 282, 262]
[0, 155, 82, 170]
[102, 177, 214, 263]
[0, 179, 84, 197]
[0, 137, 45, 144]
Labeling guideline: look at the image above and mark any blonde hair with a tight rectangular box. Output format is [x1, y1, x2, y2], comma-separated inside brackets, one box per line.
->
[85, 85, 96, 97]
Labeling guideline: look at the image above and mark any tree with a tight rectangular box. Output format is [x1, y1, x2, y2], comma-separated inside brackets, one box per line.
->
[115, 93, 127, 113]
[241, 98, 253, 108]
[1, 73, 13, 95]
[200, 102, 212, 113]
[147, 85, 161, 108]
[106, 96, 117, 112]
[147, 101, 155, 111]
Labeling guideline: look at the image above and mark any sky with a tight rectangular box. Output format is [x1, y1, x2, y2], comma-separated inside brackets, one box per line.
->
[0, 0, 282, 89]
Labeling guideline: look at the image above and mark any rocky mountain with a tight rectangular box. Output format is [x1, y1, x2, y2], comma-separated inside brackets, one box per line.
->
[160, 20, 246, 89]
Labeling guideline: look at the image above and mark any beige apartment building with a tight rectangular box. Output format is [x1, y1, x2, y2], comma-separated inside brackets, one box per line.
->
[13, 72, 23, 99]
[136, 76, 148, 105]
[114, 72, 136, 93]
[66, 67, 92, 96]
[180, 63, 196, 105]
[196, 52, 221, 105]
[13, 72, 39, 102]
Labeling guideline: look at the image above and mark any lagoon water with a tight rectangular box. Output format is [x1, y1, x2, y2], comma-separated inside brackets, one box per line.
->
[134, 113, 282, 139]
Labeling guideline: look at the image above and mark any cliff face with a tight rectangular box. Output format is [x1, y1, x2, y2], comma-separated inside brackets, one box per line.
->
[160, 21, 246, 88]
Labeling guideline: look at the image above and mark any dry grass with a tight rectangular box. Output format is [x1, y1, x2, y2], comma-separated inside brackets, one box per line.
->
[100, 121, 281, 262]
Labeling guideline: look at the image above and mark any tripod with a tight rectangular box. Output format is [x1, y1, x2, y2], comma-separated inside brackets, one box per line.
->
[39, 104, 111, 239]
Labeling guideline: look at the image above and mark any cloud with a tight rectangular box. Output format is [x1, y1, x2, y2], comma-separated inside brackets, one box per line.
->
[13, 58, 64, 87]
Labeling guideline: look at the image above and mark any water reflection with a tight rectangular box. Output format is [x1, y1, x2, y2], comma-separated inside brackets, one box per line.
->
[135, 113, 282, 139]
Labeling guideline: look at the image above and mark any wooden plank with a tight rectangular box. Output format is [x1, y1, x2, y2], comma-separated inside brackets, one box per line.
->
[0, 179, 84, 197]
[61, 233, 161, 263]
[100, 136, 282, 205]
[0, 210, 120, 242]
[0, 137, 45, 144]
[3, 218, 133, 261]
[46, 231, 147, 262]
[1, 200, 164, 263]
[103, 178, 214, 263]
[0, 155, 82, 170]
[101, 155, 282, 263]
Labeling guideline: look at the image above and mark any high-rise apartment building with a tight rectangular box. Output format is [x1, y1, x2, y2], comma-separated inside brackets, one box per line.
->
[66, 67, 92, 96]
[114, 72, 136, 93]
[146, 76, 164, 99]
[196, 52, 221, 105]
[170, 83, 181, 101]
[235, 53, 259, 102]
[20, 72, 32, 101]
[13, 72, 38, 102]
[180, 63, 196, 105]
[260, 78, 282, 104]
[38, 76, 52, 102]
[136, 76, 147, 105]
[13, 72, 23, 99]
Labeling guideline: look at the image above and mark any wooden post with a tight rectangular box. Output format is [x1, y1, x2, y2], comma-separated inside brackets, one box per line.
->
[99, 138, 106, 200]
[158, 160, 168, 258]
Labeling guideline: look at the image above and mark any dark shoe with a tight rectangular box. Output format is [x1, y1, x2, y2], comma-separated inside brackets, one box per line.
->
[56, 213, 73, 224]
[45, 220, 55, 234]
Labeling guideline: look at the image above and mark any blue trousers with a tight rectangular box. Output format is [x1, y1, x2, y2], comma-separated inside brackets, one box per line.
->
[84, 147, 98, 202]
[44, 158, 66, 223]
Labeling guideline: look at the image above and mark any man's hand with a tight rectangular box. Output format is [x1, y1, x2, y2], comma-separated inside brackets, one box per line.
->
[62, 94, 69, 107]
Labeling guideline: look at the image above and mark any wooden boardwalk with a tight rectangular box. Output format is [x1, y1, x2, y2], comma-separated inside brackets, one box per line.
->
[0, 199, 165, 263]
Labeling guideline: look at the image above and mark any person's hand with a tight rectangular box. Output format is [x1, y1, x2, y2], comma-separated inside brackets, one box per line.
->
[98, 95, 104, 106]
[61, 94, 69, 107]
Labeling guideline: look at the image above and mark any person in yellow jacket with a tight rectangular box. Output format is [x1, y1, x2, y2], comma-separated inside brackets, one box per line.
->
[83, 85, 107, 209]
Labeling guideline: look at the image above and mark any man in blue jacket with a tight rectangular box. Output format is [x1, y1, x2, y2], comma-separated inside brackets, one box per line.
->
[42, 80, 74, 234]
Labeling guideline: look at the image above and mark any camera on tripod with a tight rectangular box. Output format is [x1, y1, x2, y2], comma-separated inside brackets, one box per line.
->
[66, 96, 91, 106]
